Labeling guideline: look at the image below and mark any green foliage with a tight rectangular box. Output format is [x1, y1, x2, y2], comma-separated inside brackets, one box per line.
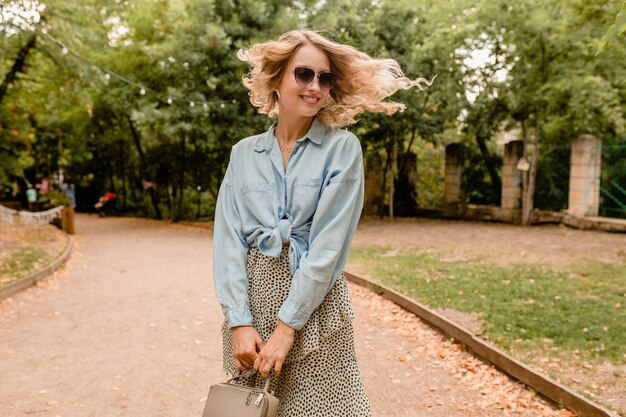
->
[461, 143, 502, 205]
[40, 189, 70, 207]
[533, 143, 571, 211]
[598, 0, 626, 54]
[1, 0, 625, 219]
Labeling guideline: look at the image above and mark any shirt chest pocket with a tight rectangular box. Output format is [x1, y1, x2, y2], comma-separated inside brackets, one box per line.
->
[241, 182, 275, 223]
[292, 177, 323, 219]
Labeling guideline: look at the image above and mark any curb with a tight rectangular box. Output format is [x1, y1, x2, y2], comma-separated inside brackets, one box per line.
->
[0, 237, 73, 301]
[345, 271, 620, 417]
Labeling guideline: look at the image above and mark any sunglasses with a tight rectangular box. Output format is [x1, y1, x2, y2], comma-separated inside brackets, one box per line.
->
[293, 67, 336, 91]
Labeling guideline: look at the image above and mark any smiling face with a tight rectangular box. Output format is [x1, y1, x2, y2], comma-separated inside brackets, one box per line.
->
[276, 43, 332, 122]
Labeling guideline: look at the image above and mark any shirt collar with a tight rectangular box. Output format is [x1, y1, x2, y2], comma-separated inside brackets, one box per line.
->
[254, 117, 326, 152]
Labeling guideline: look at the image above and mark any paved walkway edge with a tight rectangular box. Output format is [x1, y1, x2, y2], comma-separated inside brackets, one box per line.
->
[344, 271, 620, 417]
[0, 236, 73, 301]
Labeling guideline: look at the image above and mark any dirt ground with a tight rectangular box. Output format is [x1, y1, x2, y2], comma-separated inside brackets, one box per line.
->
[0, 215, 583, 417]
[351, 217, 626, 268]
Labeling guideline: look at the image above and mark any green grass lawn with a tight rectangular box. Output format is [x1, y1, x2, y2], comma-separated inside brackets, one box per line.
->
[348, 246, 626, 363]
[0, 248, 50, 286]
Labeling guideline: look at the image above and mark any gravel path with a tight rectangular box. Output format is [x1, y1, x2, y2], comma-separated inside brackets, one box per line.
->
[0, 215, 571, 417]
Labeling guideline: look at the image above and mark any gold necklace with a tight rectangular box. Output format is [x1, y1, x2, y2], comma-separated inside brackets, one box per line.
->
[279, 143, 293, 153]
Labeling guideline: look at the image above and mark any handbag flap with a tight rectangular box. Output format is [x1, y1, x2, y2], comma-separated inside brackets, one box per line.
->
[203, 383, 271, 417]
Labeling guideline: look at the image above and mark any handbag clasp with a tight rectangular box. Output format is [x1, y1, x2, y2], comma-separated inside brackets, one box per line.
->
[245, 390, 257, 405]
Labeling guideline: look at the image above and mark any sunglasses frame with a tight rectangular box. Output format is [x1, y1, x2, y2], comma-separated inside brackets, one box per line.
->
[293, 66, 336, 91]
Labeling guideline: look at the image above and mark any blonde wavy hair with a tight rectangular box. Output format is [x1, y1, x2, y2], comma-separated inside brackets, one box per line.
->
[237, 30, 435, 129]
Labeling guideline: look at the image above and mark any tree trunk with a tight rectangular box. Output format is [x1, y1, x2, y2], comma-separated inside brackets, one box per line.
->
[389, 135, 397, 219]
[211, 164, 224, 203]
[190, 134, 202, 219]
[166, 182, 172, 216]
[379, 148, 390, 219]
[0, 34, 37, 104]
[108, 159, 116, 193]
[174, 132, 187, 222]
[520, 118, 530, 224]
[119, 139, 127, 211]
[400, 127, 416, 175]
[522, 115, 540, 225]
[126, 115, 162, 219]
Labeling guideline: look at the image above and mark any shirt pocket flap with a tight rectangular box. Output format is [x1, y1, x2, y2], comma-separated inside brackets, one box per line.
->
[241, 182, 274, 194]
[294, 177, 323, 188]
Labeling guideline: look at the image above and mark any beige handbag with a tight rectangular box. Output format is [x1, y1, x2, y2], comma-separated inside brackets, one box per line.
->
[202, 370, 279, 417]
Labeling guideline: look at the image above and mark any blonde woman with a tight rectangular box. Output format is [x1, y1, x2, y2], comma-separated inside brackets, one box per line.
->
[213, 30, 432, 417]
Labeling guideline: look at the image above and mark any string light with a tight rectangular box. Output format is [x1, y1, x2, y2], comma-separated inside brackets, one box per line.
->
[2, 7, 236, 110]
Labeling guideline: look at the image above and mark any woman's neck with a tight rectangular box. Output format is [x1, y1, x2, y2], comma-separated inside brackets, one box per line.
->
[275, 116, 314, 146]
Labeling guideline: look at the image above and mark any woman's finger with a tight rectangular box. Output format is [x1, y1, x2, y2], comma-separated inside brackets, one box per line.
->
[254, 333, 265, 352]
[234, 358, 246, 371]
[260, 359, 274, 378]
[253, 354, 261, 371]
[240, 353, 256, 369]
[274, 358, 284, 375]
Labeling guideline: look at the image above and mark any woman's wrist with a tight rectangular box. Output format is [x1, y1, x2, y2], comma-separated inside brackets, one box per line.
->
[277, 320, 296, 336]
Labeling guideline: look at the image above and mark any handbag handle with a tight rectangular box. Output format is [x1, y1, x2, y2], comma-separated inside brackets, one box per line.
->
[227, 369, 272, 392]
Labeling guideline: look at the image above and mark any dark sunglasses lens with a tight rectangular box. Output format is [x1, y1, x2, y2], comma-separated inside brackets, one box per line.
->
[294, 67, 315, 86]
[319, 73, 336, 90]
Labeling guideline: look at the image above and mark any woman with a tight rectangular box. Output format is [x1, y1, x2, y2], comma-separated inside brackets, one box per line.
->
[213, 30, 432, 417]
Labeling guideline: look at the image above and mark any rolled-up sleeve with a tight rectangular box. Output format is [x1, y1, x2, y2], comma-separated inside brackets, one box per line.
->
[213, 150, 253, 328]
[278, 136, 364, 330]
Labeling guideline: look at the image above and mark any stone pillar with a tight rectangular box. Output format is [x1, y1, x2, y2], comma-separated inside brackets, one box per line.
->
[443, 143, 464, 217]
[568, 135, 602, 218]
[501, 140, 524, 221]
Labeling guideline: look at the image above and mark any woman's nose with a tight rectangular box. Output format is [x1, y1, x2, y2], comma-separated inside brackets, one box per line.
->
[307, 75, 322, 91]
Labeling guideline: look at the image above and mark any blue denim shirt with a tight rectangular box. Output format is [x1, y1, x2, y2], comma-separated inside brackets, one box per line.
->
[213, 118, 364, 331]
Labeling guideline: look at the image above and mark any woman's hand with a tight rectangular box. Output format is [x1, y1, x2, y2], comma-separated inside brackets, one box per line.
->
[231, 326, 265, 371]
[254, 320, 295, 378]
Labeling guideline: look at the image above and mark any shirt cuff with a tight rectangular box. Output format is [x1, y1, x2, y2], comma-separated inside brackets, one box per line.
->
[224, 306, 254, 328]
[277, 299, 313, 331]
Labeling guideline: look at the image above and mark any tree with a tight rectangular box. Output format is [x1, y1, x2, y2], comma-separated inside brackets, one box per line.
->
[457, 0, 625, 224]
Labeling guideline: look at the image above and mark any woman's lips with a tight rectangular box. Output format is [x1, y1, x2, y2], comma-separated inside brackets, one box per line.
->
[300, 95, 320, 104]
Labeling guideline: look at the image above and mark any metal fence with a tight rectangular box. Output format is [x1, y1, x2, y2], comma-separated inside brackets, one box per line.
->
[600, 143, 626, 219]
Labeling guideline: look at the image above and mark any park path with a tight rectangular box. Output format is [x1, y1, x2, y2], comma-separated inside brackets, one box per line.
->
[0, 215, 569, 417]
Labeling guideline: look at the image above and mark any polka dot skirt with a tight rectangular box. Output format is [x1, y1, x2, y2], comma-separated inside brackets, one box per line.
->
[222, 246, 372, 417]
